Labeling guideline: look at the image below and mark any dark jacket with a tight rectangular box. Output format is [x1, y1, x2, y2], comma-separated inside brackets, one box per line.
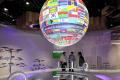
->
[79, 56, 85, 66]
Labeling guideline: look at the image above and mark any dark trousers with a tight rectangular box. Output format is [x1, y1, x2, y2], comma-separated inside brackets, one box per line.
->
[79, 78, 83, 80]
[61, 62, 67, 71]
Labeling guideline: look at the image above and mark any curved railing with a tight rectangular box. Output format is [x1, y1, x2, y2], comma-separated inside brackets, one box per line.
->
[8, 71, 27, 80]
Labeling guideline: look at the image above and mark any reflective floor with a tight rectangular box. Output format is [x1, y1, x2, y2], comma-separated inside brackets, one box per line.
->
[1, 69, 120, 80]
[27, 72, 120, 80]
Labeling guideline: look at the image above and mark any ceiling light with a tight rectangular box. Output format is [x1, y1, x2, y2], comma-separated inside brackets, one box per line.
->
[10, 16, 13, 18]
[12, 19, 15, 21]
[110, 24, 113, 26]
[4, 8, 8, 12]
[26, 2, 30, 5]
[98, 9, 101, 12]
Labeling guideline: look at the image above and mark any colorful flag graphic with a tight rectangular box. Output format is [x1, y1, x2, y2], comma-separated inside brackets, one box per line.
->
[69, 11, 78, 18]
[58, 12, 68, 18]
[59, 1, 68, 5]
[68, 5, 75, 10]
[39, 14, 43, 21]
[74, 2, 77, 6]
[42, 22, 47, 27]
[53, 29, 60, 32]
[50, 7, 57, 13]
[75, 0, 83, 4]
[43, 9, 49, 16]
[67, 28, 76, 32]
[58, 0, 68, 1]
[52, 19, 60, 24]
[47, 20, 53, 25]
[48, 0, 58, 6]
[71, 1, 74, 6]
[49, 12, 58, 19]
[78, 6, 85, 12]
[78, 19, 84, 24]
[68, 5, 77, 11]
[43, 15, 49, 21]
[58, 6, 68, 12]
[60, 18, 69, 23]
[68, 1, 71, 5]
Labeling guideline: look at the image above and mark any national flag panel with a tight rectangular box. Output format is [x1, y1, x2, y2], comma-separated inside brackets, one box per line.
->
[68, 5, 77, 11]
[52, 19, 60, 24]
[69, 11, 78, 18]
[50, 7, 57, 13]
[48, 0, 58, 6]
[75, 0, 83, 4]
[58, 12, 68, 18]
[78, 6, 85, 13]
[59, 0, 68, 5]
[60, 18, 69, 23]
[68, 1, 71, 5]
[49, 12, 58, 19]
[74, 2, 77, 6]
[58, 6, 69, 12]
[71, 0, 74, 6]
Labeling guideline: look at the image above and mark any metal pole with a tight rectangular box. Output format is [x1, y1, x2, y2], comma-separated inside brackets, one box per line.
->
[9, 50, 12, 74]
[71, 61, 73, 69]
[58, 61, 60, 69]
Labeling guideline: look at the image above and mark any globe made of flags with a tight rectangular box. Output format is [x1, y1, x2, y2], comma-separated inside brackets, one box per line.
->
[39, 0, 89, 47]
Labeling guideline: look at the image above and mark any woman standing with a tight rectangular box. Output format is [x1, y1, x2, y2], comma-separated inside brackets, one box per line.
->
[60, 52, 67, 71]
[78, 51, 85, 67]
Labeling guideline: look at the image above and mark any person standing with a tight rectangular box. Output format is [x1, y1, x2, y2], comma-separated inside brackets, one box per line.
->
[68, 52, 76, 72]
[78, 51, 86, 80]
[78, 51, 85, 67]
[60, 52, 67, 71]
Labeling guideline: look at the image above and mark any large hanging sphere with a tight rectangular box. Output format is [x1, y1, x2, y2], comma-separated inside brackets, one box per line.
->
[39, 0, 89, 47]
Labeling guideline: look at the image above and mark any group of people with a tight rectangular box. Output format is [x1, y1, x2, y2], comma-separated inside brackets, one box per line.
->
[60, 51, 85, 72]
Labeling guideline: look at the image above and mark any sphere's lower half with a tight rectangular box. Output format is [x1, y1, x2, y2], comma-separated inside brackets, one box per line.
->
[39, 0, 89, 47]
[42, 23, 88, 47]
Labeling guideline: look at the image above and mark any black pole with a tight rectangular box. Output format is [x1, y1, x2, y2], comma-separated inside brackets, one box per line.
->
[9, 50, 12, 74]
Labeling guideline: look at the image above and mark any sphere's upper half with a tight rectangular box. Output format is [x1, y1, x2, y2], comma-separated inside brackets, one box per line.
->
[39, 0, 89, 47]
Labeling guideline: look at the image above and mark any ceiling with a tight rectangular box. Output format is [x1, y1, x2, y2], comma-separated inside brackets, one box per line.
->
[0, 0, 120, 29]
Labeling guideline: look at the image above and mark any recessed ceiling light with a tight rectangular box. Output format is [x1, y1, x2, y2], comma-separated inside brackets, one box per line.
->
[10, 16, 13, 18]
[4, 8, 8, 12]
[12, 19, 15, 21]
[98, 9, 101, 12]
[26, 2, 30, 5]
[110, 24, 113, 26]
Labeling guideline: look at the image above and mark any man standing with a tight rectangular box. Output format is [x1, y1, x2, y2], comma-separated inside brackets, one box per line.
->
[68, 52, 76, 72]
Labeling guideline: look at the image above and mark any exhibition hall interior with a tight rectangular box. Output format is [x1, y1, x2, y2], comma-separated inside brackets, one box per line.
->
[0, 0, 120, 80]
